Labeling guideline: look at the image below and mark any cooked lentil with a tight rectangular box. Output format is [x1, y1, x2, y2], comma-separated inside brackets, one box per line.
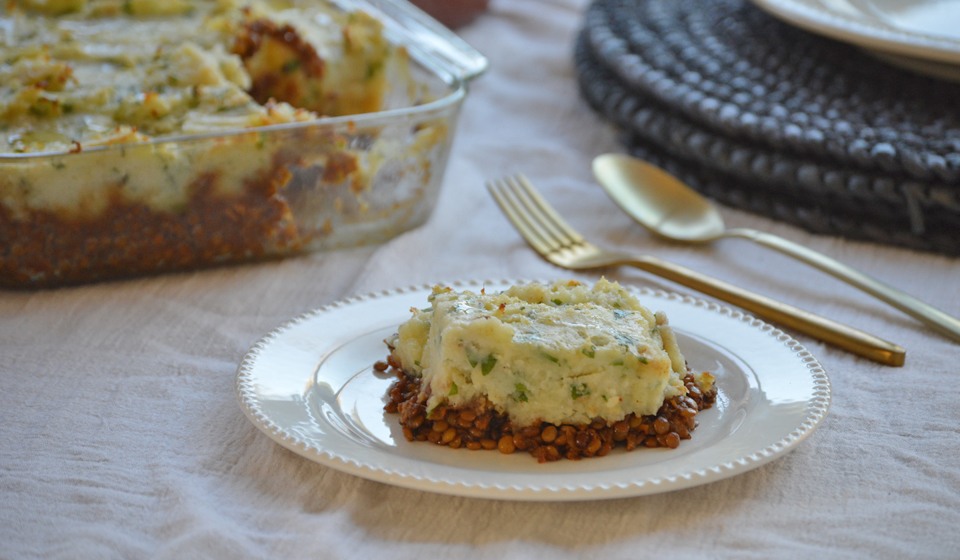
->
[384, 364, 717, 463]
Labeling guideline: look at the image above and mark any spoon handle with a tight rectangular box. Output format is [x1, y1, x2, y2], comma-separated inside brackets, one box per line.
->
[633, 255, 905, 366]
[727, 228, 960, 343]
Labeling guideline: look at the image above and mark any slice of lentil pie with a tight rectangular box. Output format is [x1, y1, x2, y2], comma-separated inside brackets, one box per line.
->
[381, 279, 717, 462]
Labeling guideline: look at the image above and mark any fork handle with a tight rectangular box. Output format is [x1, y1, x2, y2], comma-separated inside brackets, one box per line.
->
[629, 255, 906, 366]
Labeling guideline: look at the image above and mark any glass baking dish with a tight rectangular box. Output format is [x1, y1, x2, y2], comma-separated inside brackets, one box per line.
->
[0, 0, 486, 289]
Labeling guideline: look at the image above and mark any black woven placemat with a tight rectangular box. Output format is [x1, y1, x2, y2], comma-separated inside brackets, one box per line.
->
[576, 0, 960, 255]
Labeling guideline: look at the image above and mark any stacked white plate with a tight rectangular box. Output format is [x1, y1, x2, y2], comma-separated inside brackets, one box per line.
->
[751, 0, 960, 81]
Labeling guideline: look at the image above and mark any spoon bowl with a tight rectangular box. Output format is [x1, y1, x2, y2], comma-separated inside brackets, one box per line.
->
[593, 154, 726, 242]
[592, 153, 960, 343]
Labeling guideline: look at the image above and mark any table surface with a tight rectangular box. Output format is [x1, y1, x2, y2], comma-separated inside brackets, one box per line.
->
[2, 1, 958, 558]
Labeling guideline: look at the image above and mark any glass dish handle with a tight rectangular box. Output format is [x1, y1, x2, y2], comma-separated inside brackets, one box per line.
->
[356, 0, 489, 82]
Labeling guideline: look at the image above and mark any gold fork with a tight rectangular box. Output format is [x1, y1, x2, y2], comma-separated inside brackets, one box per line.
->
[487, 173, 905, 366]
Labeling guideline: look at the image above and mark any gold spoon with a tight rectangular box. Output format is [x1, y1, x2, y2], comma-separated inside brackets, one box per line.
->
[593, 153, 960, 343]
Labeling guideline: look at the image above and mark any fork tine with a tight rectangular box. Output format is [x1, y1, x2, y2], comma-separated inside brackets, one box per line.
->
[513, 174, 585, 245]
[487, 178, 554, 256]
[497, 176, 566, 253]
[501, 175, 568, 252]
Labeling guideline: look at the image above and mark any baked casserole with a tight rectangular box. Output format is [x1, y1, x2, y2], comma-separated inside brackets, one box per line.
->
[0, 0, 477, 287]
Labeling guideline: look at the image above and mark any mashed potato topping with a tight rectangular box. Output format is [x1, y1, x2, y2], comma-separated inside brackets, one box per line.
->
[0, 0, 393, 154]
[389, 279, 713, 428]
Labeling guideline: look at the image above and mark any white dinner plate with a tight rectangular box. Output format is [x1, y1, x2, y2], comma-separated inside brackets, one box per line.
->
[750, 0, 960, 79]
[235, 279, 831, 501]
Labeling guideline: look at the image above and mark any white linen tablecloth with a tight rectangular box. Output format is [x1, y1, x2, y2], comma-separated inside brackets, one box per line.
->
[2, 1, 958, 558]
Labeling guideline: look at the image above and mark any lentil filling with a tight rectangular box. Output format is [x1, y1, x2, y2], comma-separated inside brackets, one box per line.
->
[0, 152, 307, 288]
[379, 356, 718, 463]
